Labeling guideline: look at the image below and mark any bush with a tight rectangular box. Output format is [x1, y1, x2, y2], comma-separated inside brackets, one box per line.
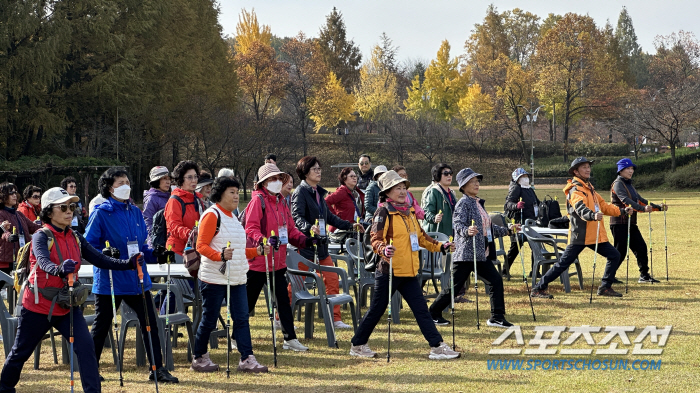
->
[633, 173, 666, 190]
[665, 160, 700, 189]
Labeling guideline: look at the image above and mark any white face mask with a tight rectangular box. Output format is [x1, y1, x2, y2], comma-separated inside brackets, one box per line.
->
[112, 184, 131, 200]
[518, 176, 531, 188]
[266, 180, 283, 194]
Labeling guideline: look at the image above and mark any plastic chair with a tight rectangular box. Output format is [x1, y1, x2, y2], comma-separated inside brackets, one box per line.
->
[424, 232, 448, 296]
[489, 212, 509, 273]
[522, 226, 583, 293]
[151, 283, 194, 371]
[286, 250, 357, 348]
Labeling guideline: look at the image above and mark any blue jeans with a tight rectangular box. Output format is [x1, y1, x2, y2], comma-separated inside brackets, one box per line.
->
[194, 281, 253, 361]
[534, 242, 621, 291]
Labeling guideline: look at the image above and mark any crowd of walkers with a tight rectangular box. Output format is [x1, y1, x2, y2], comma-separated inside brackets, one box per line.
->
[0, 153, 670, 392]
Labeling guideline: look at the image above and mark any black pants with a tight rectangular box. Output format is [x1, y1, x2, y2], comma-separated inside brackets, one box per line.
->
[610, 224, 650, 277]
[430, 260, 505, 319]
[1, 307, 101, 393]
[504, 234, 534, 274]
[534, 242, 621, 291]
[351, 270, 443, 347]
[237, 268, 297, 341]
[91, 292, 163, 369]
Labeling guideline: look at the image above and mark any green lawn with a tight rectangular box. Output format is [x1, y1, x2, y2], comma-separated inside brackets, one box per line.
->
[8, 190, 700, 392]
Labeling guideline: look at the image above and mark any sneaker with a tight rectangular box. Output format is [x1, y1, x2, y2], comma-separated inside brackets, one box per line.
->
[639, 275, 660, 283]
[349, 344, 377, 358]
[455, 295, 473, 303]
[597, 287, 623, 297]
[283, 339, 309, 352]
[487, 317, 514, 328]
[190, 353, 219, 372]
[429, 342, 461, 360]
[433, 316, 450, 326]
[237, 355, 268, 373]
[531, 288, 553, 299]
[149, 367, 179, 383]
[334, 320, 352, 329]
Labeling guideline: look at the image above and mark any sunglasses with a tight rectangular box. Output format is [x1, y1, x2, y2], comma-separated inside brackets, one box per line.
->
[442, 171, 453, 176]
[54, 203, 77, 212]
[7, 191, 17, 195]
[30, 195, 40, 199]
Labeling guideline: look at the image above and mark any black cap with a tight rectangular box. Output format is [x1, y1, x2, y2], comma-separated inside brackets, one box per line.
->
[568, 157, 595, 176]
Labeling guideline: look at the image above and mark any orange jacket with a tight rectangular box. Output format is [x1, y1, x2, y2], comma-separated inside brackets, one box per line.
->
[165, 188, 203, 255]
[564, 177, 624, 245]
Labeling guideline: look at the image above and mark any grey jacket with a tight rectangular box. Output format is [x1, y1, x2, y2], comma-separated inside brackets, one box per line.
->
[453, 195, 509, 263]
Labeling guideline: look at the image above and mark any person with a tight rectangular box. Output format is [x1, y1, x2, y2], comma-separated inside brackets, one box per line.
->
[363, 165, 388, 221]
[60, 176, 86, 234]
[357, 154, 373, 191]
[196, 171, 215, 209]
[242, 164, 312, 353]
[142, 166, 171, 234]
[392, 165, 425, 220]
[85, 167, 178, 383]
[17, 185, 42, 222]
[422, 163, 457, 237]
[429, 168, 518, 328]
[0, 183, 42, 275]
[325, 167, 365, 235]
[0, 187, 142, 393]
[265, 154, 277, 165]
[165, 160, 203, 262]
[217, 168, 236, 179]
[191, 177, 270, 373]
[349, 170, 459, 360]
[291, 156, 364, 329]
[610, 158, 667, 283]
[531, 157, 632, 299]
[503, 168, 540, 279]
[88, 194, 107, 217]
[281, 172, 294, 207]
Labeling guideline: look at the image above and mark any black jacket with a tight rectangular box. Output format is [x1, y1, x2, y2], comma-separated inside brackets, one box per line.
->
[504, 181, 540, 224]
[292, 180, 352, 261]
[357, 170, 373, 192]
[610, 176, 661, 226]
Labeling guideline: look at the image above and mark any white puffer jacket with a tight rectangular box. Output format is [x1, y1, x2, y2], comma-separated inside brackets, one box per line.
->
[198, 205, 248, 286]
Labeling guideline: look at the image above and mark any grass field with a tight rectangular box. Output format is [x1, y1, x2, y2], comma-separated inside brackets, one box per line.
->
[6, 188, 700, 392]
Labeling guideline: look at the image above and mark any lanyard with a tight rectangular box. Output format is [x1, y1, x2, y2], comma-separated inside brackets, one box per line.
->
[347, 190, 361, 218]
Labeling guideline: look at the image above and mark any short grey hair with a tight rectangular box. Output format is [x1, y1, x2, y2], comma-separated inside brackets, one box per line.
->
[217, 168, 235, 178]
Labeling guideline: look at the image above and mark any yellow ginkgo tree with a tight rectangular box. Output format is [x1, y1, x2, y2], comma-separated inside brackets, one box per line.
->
[309, 72, 356, 133]
[354, 45, 399, 128]
[458, 83, 496, 161]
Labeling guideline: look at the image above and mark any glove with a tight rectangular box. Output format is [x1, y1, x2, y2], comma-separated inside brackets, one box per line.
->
[59, 259, 77, 277]
[268, 235, 281, 250]
[102, 246, 120, 259]
[383, 245, 395, 258]
[440, 243, 449, 255]
[129, 253, 144, 270]
[304, 236, 319, 249]
[8, 234, 19, 243]
[516, 201, 526, 210]
[319, 236, 329, 245]
[154, 246, 175, 264]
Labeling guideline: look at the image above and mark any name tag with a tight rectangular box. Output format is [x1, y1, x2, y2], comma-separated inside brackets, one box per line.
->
[318, 219, 326, 237]
[278, 226, 289, 245]
[486, 227, 493, 243]
[410, 232, 420, 252]
[534, 205, 539, 217]
[594, 204, 600, 213]
[19, 236, 26, 248]
[127, 241, 139, 257]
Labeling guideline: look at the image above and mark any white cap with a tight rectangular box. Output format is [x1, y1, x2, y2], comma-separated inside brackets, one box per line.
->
[42, 187, 79, 208]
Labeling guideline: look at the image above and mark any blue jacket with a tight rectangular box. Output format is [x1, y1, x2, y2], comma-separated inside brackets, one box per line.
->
[85, 197, 155, 295]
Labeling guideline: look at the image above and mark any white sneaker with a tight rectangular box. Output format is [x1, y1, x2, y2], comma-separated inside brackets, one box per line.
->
[349, 344, 377, 358]
[191, 352, 219, 372]
[429, 342, 461, 360]
[334, 320, 352, 329]
[283, 339, 309, 352]
[237, 355, 268, 373]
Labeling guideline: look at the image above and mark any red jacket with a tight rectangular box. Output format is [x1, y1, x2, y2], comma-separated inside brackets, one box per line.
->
[244, 189, 307, 272]
[17, 201, 40, 222]
[0, 207, 42, 268]
[23, 225, 82, 316]
[325, 185, 364, 232]
[165, 188, 203, 255]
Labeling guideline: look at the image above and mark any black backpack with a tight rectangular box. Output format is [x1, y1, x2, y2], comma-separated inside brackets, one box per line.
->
[536, 195, 562, 227]
[148, 195, 201, 248]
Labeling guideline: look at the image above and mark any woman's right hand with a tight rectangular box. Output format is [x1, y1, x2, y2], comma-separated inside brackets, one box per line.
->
[223, 247, 234, 260]
[310, 225, 321, 236]
[384, 244, 396, 257]
[1, 221, 10, 232]
[435, 213, 443, 223]
[467, 225, 479, 237]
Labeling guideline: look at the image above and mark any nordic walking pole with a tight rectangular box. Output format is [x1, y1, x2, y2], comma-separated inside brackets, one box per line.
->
[648, 209, 653, 284]
[663, 199, 668, 281]
[429, 210, 442, 294]
[270, 231, 278, 366]
[136, 257, 159, 393]
[449, 236, 456, 350]
[513, 219, 535, 321]
[222, 241, 231, 378]
[164, 245, 172, 374]
[105, 241, 123, 386]
[625, 207, 631, 294]
[262, 237, 278, 365]
[387, 239, 394, 363]
[69, 272, 75, 393]
[471, 220, 480, 330]
[356, 217, 361, 284]
[312, 221, 338, 348]
[589, 219, 601, 304]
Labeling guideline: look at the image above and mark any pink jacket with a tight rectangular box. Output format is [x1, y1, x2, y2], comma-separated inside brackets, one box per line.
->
[244, 189, 308, 272]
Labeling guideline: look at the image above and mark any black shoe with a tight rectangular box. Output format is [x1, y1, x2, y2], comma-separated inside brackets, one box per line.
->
[530, 288, 553, 299]
[612, 278, 623, 284]
[639, 275, 660, 283]
[149, 367, 179, 383]
[597, 287, 623, 297]
[433, 316, 450, 326]
[99, 374, 105, 382]
[486, 317, 513, 328]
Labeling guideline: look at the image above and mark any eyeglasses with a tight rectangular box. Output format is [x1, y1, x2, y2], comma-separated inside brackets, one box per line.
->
[66, 184, 76, 189]
[30, 195, 40, 199]
[54, 203, 77, 212]
[7, 191, 17, 195]
[442, 171, 453, 176]
[310, 167, 322, 173]
[347, 175, 358, 179]
[184, 175, 199, 181]
[359, 161, 370, 166]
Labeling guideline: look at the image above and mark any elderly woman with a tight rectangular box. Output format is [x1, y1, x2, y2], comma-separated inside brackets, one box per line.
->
[165, 160, 203, 262]
[363, 165, 388, 221]
[191, 177, 269, 373]
[17, 185, 42, 223]
[326, 167, 365, 235]
[291, 156, 363, 329]
[0, 187, 141, 393]
[0, 182, 42, 275]
[142, 166, 171, 234]
[196, 171, 215, 209]
[610, 158, 667, 283]
[392, 165, 425, 220]
[503, 168, 540, 279]
[422, 163, 457, 237]
[428, 168, 518, 328]
[349, 170, 459, 360]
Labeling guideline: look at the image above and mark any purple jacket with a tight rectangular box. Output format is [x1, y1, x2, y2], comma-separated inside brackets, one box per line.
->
[142, 188, 171, 233]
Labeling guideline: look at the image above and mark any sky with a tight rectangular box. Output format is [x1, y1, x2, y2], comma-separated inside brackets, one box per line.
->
[216, 0, 698, 64]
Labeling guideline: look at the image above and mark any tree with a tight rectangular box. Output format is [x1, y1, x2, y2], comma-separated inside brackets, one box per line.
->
[317, 7, 362, 91]
[615, 6, 649, 88]
[458, 83, 496, 162]
[354, 45, 399, 128]
[309, 71, 355, 132]
[465, 4, 509, 85]
[503, 8, 541, 67]
[419, 40, 469, 122]
[234, 8, 272, 54]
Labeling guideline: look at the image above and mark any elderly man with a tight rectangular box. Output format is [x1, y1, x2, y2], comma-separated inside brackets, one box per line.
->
[357, 154, 373, 191]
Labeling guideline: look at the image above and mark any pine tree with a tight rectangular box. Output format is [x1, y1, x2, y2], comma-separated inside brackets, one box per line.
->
[317, 7, 362, 91]
[615, 7, 648, 87]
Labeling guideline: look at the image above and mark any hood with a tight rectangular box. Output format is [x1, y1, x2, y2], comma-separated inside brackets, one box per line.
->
[143, 188, 170, 205]
[171, 187, 202, 202]
[95, 197, 136, 213]
[564, 176, 593, 195]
